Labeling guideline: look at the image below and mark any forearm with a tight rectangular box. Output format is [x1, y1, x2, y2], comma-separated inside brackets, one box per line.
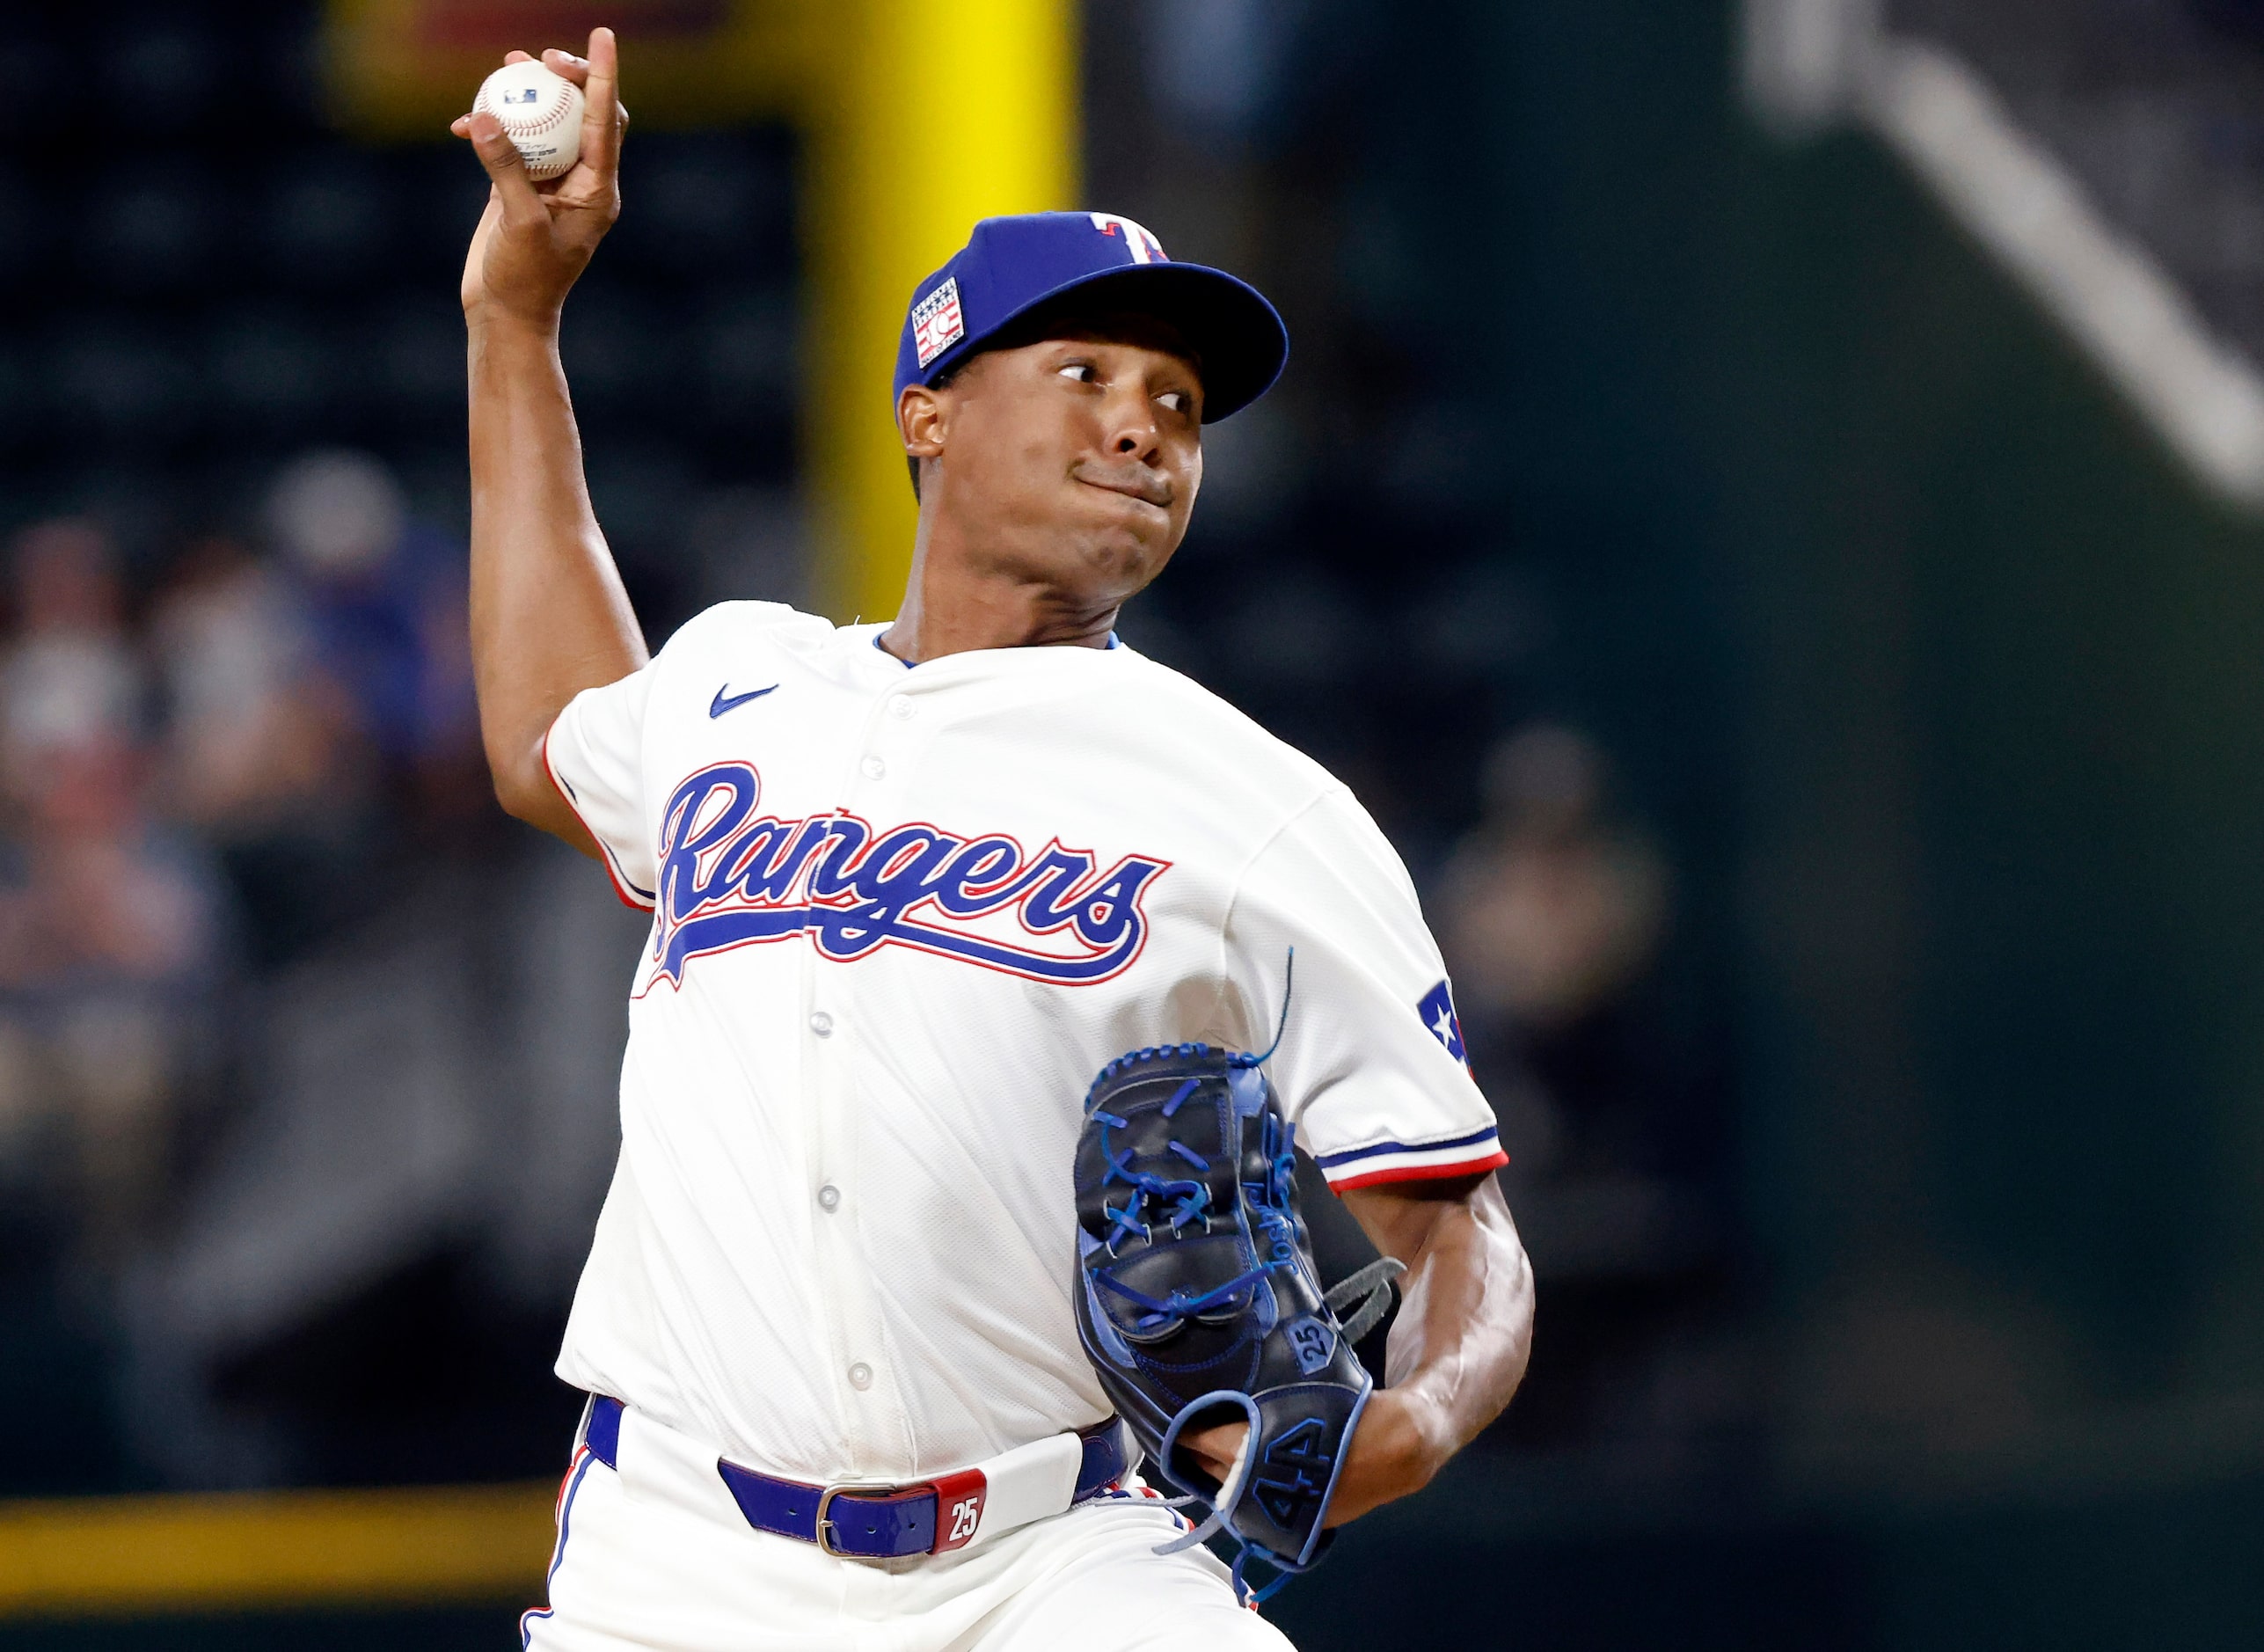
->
[1377, 1175, 1532, 1453]
[466, 309, 646, 837]
[1329, 1174, 1534, 1521]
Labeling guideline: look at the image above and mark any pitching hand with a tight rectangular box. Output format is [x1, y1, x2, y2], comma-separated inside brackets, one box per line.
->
[1177, 1386, 1439, 1530]
[454, 27, 628, 325]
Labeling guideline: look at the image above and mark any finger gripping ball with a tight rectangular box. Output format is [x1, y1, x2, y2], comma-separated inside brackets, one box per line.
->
[472, 62, 586, 181]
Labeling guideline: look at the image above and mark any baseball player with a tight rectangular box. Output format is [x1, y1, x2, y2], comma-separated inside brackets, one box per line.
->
[456, 30, 1533, 1650]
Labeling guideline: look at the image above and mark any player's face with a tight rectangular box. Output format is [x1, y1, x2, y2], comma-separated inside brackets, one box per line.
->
[914, 324, 1205, 605]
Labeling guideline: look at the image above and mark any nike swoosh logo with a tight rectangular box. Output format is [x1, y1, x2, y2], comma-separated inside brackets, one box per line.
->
[710, 683, 778, 718]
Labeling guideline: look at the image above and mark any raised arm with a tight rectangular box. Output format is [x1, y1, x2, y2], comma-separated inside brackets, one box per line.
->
[454, 29, 646, 850]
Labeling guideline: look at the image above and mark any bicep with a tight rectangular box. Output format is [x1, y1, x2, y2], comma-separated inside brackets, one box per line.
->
[1340, 1172, 1498, 1266]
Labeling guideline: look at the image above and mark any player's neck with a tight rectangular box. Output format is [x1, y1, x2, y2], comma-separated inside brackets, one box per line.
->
[879, 531, 1120, 664]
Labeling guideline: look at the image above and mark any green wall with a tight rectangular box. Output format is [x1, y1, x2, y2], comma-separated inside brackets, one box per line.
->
[1727, 121, 2264, 1413]
[1444, 0, 2264, 1641]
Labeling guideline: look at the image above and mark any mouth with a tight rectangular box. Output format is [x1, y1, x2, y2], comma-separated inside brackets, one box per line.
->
[1074, 465, 1173, 510]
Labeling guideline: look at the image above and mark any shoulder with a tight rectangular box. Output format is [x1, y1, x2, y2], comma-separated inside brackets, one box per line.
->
[1106, 647, 1341, 799]
[1107, 662, 1413, 894]
[652, 600, 837, 660]
[569, 603, 836, 728]
[1060, 647, 1380, 861]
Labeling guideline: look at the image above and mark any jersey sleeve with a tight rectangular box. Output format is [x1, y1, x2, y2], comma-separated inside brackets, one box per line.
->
[544, 668, 659, 910]
[1219, 786, 1506, 1193]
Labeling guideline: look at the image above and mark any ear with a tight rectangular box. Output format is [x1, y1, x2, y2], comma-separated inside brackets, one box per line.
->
[899, 384, 948, 464]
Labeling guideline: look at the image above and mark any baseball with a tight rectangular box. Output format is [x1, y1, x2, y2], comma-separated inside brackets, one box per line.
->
[472, 61, 585, 181]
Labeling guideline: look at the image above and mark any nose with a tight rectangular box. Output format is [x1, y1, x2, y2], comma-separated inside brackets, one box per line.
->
[1103, 386, 1163, 462]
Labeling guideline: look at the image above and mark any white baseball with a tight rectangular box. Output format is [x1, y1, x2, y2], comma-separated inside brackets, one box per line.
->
[472, 61, 586, 182]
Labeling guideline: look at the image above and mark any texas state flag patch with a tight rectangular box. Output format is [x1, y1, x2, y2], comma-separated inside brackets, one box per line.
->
[1417, 979, 1467, 1064]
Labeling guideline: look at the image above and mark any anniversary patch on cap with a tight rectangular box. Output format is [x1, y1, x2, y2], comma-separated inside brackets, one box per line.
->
[912, 277, 966, 369]
[893, 214, 1289, 422]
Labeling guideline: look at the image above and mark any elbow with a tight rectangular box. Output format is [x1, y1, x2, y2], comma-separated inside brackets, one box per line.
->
[1494, 1224, 1538, 1405]
[485, 733, 560, 827]
[487, 739, 602, 859]
[493, 770, 551, 827]
[492, 747, 573, 828]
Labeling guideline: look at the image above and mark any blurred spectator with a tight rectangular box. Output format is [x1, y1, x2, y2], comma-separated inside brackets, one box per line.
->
[153, 536, 363, 837]
[1, 520, 144, 797]
[150, 536, 373, 968]
[0, 736, 221, 1261]
[1437, 724, 1670, 1173]
[264, 450, 483, 822]
[1437, 726, 1715, 1448]
[1442, 725, 1669, 1034]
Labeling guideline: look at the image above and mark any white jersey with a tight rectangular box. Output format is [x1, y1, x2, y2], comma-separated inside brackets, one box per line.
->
[542, 603, 1506, 1487]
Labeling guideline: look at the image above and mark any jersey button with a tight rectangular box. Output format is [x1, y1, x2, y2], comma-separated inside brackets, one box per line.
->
[887, 697, 915, 720]
[859, 755, 887, 779]
[808, 1011, 834, 1037]
[817, 1183, 841, 1212]
[847, 1362, 873, 1391]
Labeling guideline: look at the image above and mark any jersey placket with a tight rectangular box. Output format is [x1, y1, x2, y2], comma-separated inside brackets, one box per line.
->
[805, 676, 930, 1475]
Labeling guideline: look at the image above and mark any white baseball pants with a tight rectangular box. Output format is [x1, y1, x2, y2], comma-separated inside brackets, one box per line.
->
[519, 1411, 1296, 1652]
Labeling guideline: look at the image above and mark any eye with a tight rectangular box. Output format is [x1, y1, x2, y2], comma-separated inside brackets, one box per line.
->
[1058, 362, 1097, 384]
[1158, 390, 1189, 413]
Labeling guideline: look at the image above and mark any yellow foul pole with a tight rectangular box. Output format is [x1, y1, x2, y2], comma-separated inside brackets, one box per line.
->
[805, 0, 1080, 622]
[0, 17, 1080, 1623]
[0, 1483, 554, 1618]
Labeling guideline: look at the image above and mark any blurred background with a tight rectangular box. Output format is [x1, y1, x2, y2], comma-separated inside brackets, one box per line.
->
[3, 0, 2264, 1646]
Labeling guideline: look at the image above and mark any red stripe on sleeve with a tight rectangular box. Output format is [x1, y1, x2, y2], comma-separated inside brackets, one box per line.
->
[1326, 1147, 1508, 1194]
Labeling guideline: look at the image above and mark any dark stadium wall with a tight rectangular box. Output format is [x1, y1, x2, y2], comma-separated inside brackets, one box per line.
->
[1720, 115, 2264, 1645]
[1717, 16, 2264, 1652]
[1265, 0, 2264, 1645]
[1723, 88, 2264, 1432]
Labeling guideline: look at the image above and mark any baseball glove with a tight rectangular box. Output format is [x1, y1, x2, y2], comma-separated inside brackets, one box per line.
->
[1071, 1035, 1402, 1597]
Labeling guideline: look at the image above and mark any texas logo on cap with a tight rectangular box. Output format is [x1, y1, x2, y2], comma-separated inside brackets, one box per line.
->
[1089, 212, 1167, 263]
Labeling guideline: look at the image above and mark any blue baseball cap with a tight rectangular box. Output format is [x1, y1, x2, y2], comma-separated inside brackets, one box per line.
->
[894, 212, 1289, 422]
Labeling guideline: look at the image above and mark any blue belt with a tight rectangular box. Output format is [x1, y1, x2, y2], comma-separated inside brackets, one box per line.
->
[581, 1396, 1129, 1561]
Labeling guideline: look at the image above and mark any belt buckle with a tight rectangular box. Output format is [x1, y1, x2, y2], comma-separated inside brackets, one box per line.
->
[814, 1480, 916, 1560]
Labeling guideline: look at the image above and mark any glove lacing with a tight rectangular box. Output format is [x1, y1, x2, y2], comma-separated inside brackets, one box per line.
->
[1085, 953, 1413, 1600]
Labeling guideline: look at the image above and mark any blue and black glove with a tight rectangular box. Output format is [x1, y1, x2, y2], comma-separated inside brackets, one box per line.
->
[1071, 1038, 1401, 1599]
